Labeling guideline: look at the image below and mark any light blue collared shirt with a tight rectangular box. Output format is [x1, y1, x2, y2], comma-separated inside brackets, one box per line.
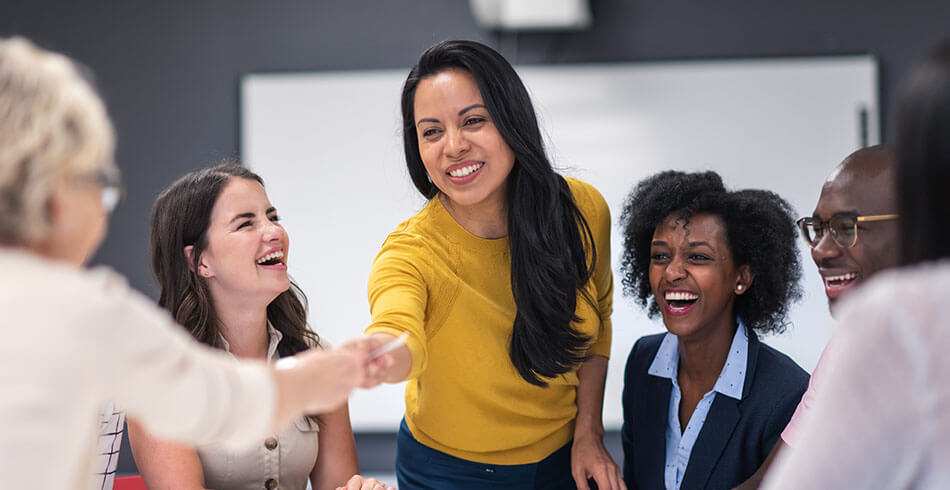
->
[647, 321, 749, 490]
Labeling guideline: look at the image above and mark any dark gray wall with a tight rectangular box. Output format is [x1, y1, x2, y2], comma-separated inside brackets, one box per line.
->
[2, 0, 947, 475]
[1, 0, 946, 293]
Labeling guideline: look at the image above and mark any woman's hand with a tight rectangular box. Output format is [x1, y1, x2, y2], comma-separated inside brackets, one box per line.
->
[571, 434, 626, 490]
[572, 355, 625, 489]
[337, 333, 410, 387]
[335, 474, 395, 490]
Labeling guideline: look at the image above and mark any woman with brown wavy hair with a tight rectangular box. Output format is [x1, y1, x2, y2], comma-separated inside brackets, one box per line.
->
[129, 164, 392, 490]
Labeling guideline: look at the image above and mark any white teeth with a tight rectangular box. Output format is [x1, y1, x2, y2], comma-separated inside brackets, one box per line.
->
[448, 163, 483, 178]
[256, 250, 284, 265]
[665, 291, 699, 301]
[824, 272, 857, 284]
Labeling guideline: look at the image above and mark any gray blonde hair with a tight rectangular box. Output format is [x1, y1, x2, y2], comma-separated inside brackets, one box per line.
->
[0, 37, 116, 245]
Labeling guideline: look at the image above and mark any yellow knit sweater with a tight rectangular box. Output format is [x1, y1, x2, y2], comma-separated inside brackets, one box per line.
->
[365, 177, 613, 464]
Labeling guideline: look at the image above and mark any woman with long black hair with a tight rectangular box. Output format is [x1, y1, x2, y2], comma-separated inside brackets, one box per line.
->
[352, 40, 621, 489]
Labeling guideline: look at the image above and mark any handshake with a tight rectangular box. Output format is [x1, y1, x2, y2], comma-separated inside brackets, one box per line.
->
[271, 332, 410, 416]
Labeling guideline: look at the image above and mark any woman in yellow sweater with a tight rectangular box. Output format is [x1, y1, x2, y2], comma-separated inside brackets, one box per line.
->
[353, 40, 623, 489]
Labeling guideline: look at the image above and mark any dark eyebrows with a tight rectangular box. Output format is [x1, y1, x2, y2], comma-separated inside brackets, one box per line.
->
[458, 104, 486, 116]
[266, 207, 276, 215]
[687, 241, 713, 248]
[229, 212, 255, 224]
[415, 104, 488, 127]
[651, 240, 668, 247]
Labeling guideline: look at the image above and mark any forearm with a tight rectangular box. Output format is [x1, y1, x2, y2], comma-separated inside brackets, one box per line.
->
[271, 348, 365, 431]
[574, 355, 609, 440]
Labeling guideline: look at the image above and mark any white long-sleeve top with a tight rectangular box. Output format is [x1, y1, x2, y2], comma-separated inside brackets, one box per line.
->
[764, 261, 950, 489]
[0, 248, 275, 490]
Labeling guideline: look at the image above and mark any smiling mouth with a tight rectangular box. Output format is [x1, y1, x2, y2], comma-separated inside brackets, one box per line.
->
[824, 272, 857, 289]
[256, 250, 285, 267]
[447, 162, 483, 178]
[664, 291, 699, 313]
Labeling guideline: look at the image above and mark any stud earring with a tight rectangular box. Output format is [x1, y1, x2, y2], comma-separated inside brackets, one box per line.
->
[737, 284, 743, 291]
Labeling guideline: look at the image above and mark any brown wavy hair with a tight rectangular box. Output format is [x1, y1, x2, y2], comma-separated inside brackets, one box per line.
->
[149, 162, 318, 357]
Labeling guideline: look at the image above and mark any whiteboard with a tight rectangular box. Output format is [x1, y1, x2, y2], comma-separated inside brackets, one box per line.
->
[241, 56, 878, 431]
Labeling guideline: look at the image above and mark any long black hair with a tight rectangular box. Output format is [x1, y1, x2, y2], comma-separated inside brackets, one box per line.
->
[619, 171, 802, 334]
[150, 163, 318, 358]
[401, 40, 597, 386]
[896, 39, 950, 266]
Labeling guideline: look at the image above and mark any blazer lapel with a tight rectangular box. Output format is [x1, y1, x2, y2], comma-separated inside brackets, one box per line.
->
[679, 393, 740, 489]
[680, 329, 761, 489]
[640, 375, 672, 483]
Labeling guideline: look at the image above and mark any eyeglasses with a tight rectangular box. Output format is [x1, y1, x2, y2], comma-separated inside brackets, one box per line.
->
[75, 168, 125, 213]
[796, 213, 899, 248]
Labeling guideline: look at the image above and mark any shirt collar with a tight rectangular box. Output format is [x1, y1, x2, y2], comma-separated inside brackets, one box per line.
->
[647, 319, 749, 400]
[217, 321, 284, 363]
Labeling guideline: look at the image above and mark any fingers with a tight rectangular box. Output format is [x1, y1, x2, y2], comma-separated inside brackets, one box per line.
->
[596, 460, 625, 490]
[344, 474, 362, 490]
[363, 351, 396, 388]
[593, 461, 625, 490]
[341, 475, 394, 490]
[572, 449, 625, 490]
[592, 467, 609, 490]
[573, 467, 591, 490]
[336, 333, 403, 388]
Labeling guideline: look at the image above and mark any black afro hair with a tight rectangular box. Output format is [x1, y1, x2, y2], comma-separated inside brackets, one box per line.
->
[619, 170, 803, 334]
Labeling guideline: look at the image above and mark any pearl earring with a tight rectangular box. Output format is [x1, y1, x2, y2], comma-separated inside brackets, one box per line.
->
[737, 284, 743, 291]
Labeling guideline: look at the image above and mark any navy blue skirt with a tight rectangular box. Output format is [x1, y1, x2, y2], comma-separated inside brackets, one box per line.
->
[395, 419, 579, 490]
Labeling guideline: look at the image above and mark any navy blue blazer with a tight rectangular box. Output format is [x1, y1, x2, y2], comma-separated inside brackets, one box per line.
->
[621, 330, 808, 490]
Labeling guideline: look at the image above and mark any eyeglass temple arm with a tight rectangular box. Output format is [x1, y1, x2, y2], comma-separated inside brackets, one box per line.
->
[856, 214, 899, 222]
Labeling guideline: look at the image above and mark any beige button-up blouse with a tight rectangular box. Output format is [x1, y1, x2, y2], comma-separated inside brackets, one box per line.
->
[198, 324, 321, 490]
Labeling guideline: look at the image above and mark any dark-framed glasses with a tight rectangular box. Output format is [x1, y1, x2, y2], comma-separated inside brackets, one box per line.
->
[797, 213, 899, 248]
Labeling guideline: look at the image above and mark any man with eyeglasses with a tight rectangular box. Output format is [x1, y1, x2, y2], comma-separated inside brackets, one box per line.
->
[798, 145, 900, 311]
[736, 145, 898, 489]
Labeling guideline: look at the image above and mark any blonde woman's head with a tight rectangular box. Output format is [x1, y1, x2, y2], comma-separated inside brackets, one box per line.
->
[0, 38, 116, 262]
[0, 37, 118, 261]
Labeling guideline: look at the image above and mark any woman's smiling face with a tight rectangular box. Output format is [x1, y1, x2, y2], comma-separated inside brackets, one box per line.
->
[649, 212, 750, 342]
[193, 177, 290, 304]
[413, 68, 515, 212]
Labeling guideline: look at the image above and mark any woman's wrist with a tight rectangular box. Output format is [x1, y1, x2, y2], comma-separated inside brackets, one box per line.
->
[573, 421, 605, 442]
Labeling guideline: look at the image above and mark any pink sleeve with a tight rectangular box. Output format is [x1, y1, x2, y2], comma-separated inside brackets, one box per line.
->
[781, 337, 837, 447]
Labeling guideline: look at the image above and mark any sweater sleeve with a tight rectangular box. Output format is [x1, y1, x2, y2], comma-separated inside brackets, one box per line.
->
[364, 236, 429, 380]
[573, 178, 613, 358]
[85, 270, 275, 448]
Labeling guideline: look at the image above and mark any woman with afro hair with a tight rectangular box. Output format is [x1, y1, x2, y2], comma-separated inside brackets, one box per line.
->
[618, 170, 809, 490]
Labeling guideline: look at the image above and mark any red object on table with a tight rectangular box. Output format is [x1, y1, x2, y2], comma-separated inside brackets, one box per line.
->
[114, 475, 147, 490]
